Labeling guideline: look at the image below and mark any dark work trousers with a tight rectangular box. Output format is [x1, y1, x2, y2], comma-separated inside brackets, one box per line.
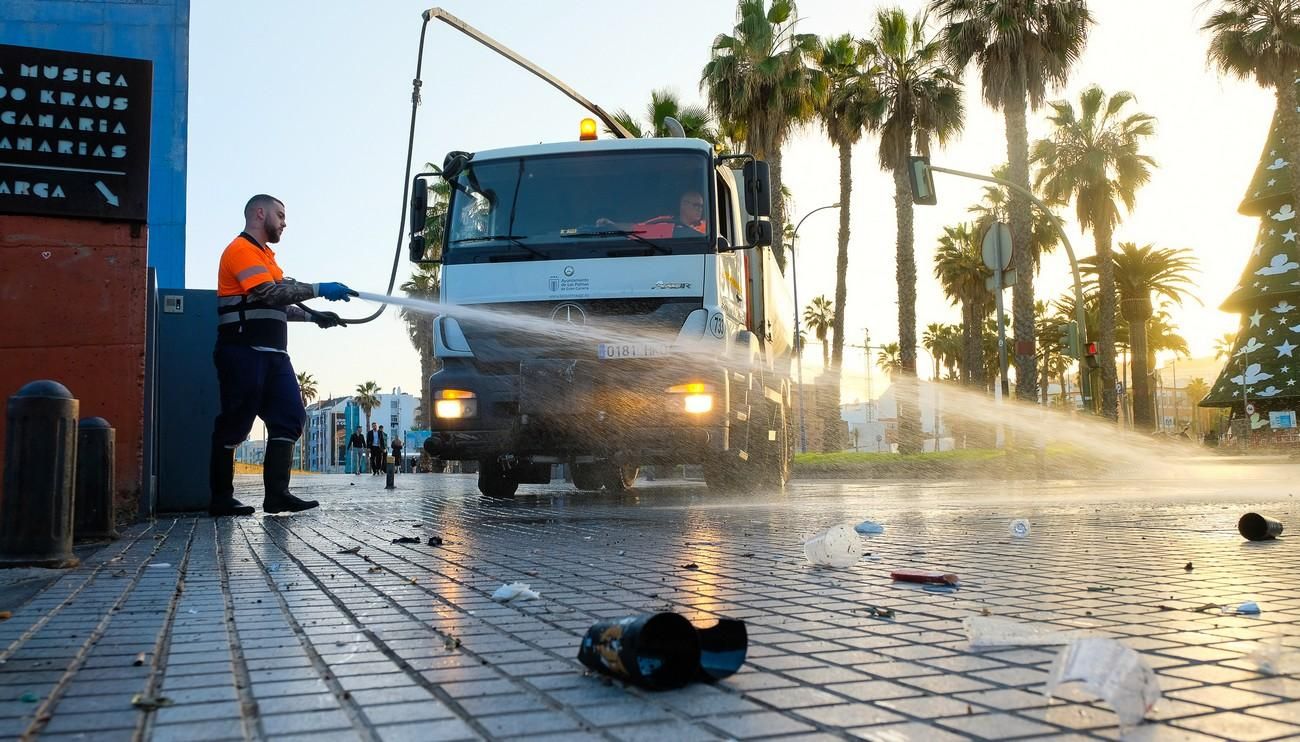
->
[211, 344, 307, 449]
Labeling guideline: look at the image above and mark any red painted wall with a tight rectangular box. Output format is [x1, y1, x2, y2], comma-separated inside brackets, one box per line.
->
[0, 215, 147, 517]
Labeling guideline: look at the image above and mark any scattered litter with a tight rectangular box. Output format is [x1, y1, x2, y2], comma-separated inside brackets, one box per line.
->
[577, 612, 747, 690]
[427, 536, 443, 546]
[803, 524, 861, 568]
[0, 611, 10, 621]
[133, 653, 146, 667]
[1184, 562, 1193, 572]
[854, 520, 885, 535]
[584, 536, 593, 541]
[391, 537, 420, 544]
[491, 583, 540, 603]
[1045, 638, 1161, 728]
[680, 563, 700, 571]
[924, 584, 959, 594]
[1191, 603, 1219, 614]
[1009, 519, 1031, 538]
[337, 546, 361, 555]
[146, 563, 170, 569]
[1222, 601, 1261, 615]
[1086, 586, 1115, 593]
[186, 608, 198, 614]
[267, 563, 281, 573]
[862, 606, 894, 619]
[1239, 512, 1284, 541]
[130, 694, 173, 710]
[111, 570, 126, 578]
[741, 552, 755, 558]
[367, 566, 381, 573]
[18, 692, 37, 703]
[906, 550, 926, 556]
[1247, 639, 1300, 675]
[443, 635, 461, 650]
[891, 569, 958, 586]
[524, 570, 539, 577]
[965, 616, 1105, 649]
[618, 550, 626, 556]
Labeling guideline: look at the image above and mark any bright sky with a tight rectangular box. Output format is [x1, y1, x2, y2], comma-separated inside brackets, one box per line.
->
[186, 0, 1268, 404]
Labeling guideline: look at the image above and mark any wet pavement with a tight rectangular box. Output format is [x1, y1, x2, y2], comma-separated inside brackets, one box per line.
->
[1, 470, 1298, 741]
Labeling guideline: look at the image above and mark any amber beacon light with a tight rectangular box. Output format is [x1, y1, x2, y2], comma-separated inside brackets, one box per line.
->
[579, 118, 598, 141]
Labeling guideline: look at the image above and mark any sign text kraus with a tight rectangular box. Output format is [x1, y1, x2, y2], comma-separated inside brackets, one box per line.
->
[0, 44, 152, 222]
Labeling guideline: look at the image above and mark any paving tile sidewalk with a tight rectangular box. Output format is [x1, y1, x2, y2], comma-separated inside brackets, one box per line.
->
[1, 473, 1298, 740]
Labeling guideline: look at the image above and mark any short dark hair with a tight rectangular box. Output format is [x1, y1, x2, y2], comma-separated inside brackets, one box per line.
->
[244, 194, 283, 219]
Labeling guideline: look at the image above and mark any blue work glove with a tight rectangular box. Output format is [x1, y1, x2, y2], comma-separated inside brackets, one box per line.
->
[312, 311, 345, 329]
[318, 282, 355, 301]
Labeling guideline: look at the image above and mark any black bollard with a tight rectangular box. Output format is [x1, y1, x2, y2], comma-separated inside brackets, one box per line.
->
[385, 455, 395, 490]
[1, 380, 80, 568]
[75, 417, 118, 542]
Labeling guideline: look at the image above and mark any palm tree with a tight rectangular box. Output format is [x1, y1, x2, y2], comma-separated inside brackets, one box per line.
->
[803, 295, 835, 368]
[935, 324, 963, 379]
[1032, 85, 1157, 421]
[933, 222, 992, 386]
[876, 342, 903, 376]
[401, 264, 440, 431]
[1083, 242, 1199, 429]
[354, 381, 382, 432]
[296, 371, 318, 470]
[702, 0, 827, 270]
[1185, 376, 1211, 435]
[1214, 331, 1238, 360]
[609, 88, 718, 142]
[934, 0, 1093, 403]
[1204, 1, 1300, 207]
[862, 7, 964, 453]
[1035, 301, 1074, 405]
[921, 322, 950, 380]
[817, 34, 882, 370]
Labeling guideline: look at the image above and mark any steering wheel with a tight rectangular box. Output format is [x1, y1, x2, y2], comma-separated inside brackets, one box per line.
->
[672, 221, 703, 238]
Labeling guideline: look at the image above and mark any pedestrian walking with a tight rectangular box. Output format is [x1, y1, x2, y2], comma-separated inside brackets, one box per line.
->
[368, 423, 382, 474]
[378, 425, 389, 474]
[391, 434, 403, 475]
[207, 194, 354, 517]
[348, 426, 366, 475]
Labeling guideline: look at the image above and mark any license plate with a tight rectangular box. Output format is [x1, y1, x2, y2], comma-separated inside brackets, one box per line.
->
[597, 342, 672, 359]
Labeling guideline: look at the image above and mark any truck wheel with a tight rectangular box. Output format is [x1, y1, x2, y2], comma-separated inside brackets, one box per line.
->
[478, 458, 519, 498]
[570, 461, 604, 492]
[603, 464, 639, 492]
[756, 396, 792, 489]
[703, 453, 742, 492]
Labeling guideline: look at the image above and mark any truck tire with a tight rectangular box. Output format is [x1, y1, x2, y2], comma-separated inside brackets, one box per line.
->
[603, 463, 639, 492]
[478, 458, 519, 498]
[703, 453, 742, 492]
[754, 392, 792, 489]
[570, 461, 604, 492]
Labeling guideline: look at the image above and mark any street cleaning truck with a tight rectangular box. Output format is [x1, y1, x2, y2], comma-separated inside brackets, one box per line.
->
[405, 11, 795, 497]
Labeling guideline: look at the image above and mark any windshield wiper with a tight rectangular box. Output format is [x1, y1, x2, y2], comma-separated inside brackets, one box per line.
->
[561, 229, 670, 255]
[450, 234, 545, 259]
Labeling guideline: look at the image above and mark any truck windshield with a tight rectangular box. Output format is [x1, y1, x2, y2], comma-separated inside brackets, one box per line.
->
[445, 150, 711, 258]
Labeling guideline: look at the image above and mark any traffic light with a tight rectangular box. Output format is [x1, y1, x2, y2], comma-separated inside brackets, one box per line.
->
[908, 156, 937, 205]
[1084, 341, 1100, 369]
[1057, 321, 1080, 357]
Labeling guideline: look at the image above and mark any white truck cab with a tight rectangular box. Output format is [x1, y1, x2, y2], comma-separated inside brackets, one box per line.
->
[410, 135, 794, 497]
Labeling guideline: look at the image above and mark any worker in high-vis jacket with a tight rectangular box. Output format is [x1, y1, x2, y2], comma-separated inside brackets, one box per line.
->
[208, 194, 355, 517]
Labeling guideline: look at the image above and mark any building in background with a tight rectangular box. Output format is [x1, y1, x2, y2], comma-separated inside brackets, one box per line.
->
[301, 389, 419, 472]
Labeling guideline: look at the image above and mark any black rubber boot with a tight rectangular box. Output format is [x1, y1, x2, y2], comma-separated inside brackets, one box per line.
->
[262, 440, 318, 514]
[208, 443, 254, 517]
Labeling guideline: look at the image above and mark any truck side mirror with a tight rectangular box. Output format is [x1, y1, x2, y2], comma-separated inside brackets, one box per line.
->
[746, 219, 772, 247]
[409, 212, 445, 263]
[410, 177, 429, 235]
[743, 160, 771, 218]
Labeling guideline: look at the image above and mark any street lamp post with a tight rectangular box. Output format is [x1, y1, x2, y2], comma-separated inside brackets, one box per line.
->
[790, 202, 841, 454]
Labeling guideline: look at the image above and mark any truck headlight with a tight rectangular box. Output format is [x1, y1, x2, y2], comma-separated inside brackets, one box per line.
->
[434, 389, 478, 419]
[667, 382, 714, 415]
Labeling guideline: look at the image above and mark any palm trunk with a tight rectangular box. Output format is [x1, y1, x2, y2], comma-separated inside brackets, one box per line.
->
[822, 338, 829, 369]
[892, 160, 922, 454]
[831, 141, 852, 370]
[1095, 223, 1120, 420]
[1004, 80, 1038, 402]
[1125, 303, 1154, 429]
[1277, 80, 1300, 212]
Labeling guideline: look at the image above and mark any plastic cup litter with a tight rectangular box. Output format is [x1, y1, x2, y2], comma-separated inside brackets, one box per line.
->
[1009, 519, 1031, 538]
[802, 524, 861, 567]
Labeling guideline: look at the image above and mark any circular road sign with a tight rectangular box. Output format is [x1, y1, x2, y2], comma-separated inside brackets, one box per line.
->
[1246, 402, 1256, 415]
[981, 222, 1013, 272]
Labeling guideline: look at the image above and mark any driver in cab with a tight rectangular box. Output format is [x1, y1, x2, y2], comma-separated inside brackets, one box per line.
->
[597, 190, 708, 239]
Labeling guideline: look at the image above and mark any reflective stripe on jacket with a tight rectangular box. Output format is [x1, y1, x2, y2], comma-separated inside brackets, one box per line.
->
[216, 232, 288, 350]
